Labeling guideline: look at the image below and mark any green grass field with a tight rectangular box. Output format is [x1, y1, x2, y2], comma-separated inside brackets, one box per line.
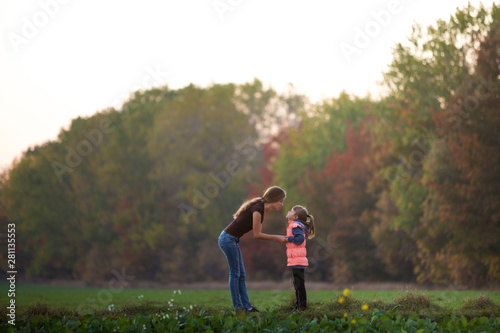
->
[2, 282, 499, 312]
[2, 283, 500, 331]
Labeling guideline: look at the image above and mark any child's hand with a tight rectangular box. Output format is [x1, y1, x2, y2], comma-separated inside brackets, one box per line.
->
[281, 236, 287, 244]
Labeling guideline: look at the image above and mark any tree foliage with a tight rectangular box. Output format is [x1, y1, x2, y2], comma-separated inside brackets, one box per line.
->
[417, 22, 500, 285]
[1, 80, 303, 283]
[1, 4, 499, 287]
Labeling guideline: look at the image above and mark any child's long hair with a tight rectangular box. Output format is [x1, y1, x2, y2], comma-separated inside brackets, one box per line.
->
[233, 186, 286, 218]
[292, 205, 316, 239]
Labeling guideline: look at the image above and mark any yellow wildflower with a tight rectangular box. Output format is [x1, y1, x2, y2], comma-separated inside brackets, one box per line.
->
[362, 304, 369, 311]
[343, 313, 348, 318]
[351, 319, 356, 324]
[343, 288, 350, 296]
[338, 297, 345, 304]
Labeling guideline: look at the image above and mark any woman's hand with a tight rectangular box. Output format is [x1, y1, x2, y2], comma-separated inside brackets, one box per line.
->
[281, 236, 287, 244]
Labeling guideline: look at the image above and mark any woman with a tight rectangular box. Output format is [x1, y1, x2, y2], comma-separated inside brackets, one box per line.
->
[218, 186, 287, 312]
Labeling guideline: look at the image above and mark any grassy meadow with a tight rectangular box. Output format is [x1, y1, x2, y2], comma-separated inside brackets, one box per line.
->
[2, 282, 499, 312]
[1, 282, 500, 331]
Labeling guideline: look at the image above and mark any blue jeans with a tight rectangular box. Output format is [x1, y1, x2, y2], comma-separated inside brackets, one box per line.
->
[218, 230, 252, 310]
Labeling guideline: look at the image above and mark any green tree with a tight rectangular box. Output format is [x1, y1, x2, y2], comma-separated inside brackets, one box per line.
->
[2, 142, 79, 279]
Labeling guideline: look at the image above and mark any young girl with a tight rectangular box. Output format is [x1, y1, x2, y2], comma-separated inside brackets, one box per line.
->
[218, 186, 288, 312]
[285, 205, 316, 310]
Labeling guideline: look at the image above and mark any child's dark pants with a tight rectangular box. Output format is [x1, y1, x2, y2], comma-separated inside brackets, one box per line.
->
[292, 268, 307, 309]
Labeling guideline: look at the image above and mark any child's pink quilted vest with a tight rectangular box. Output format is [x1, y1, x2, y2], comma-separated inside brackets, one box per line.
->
[286, 221, 308, 267]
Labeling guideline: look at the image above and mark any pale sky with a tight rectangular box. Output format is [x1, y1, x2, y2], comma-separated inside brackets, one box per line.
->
[1, 0, 496, 170]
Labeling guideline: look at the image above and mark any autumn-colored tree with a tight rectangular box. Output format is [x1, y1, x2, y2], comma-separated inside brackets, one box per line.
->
[376, 3, 500, 227]
[273, 92, 371, 206]
[302, 120, 387, 283]
[371, 3, 500, 285]
[417, 23, 500, 286]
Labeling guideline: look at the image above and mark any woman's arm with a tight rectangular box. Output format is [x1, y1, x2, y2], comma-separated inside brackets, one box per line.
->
[252, 211, 286, 243]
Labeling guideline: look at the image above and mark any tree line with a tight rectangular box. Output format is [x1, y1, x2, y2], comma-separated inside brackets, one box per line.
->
[1, 3, 499, 287]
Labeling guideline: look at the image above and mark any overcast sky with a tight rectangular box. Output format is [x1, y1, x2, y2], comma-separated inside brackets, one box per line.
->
[1, 0, 496, 169]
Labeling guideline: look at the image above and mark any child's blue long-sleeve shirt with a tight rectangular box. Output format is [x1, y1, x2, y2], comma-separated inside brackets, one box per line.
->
[287, 226, 305, 245]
